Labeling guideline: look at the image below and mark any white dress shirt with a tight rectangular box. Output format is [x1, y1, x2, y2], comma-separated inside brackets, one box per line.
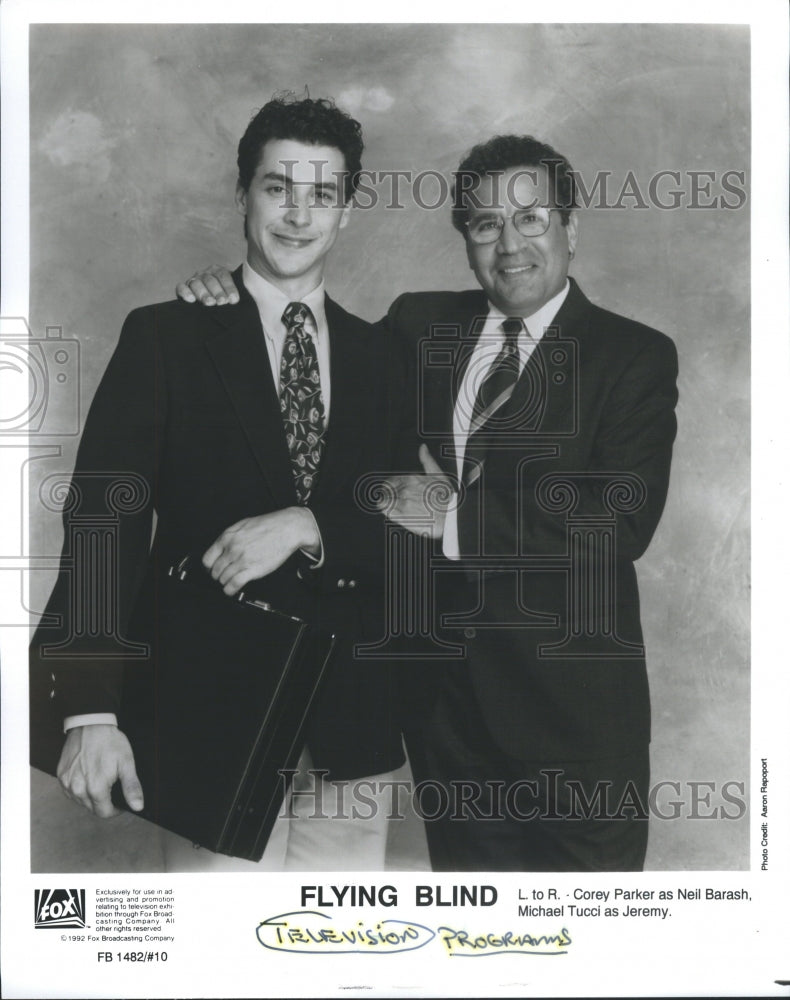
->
[442, 280, 570, 560]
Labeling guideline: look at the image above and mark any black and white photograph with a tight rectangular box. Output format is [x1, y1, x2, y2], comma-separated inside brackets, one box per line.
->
[1, 2, 788, 997]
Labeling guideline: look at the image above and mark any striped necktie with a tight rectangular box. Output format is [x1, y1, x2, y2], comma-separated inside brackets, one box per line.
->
[464, 317, 524, 485]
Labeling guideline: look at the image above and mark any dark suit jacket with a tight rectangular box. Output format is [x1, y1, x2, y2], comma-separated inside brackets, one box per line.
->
[32, 271, 408, 780]
[388, 278, 678, 762]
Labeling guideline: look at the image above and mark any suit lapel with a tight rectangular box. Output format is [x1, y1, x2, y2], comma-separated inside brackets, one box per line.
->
[500, 278, 592, 433]
[427, 292, 489, 477]
[311, 295, 359, 499]
[203, 267, 296, 509]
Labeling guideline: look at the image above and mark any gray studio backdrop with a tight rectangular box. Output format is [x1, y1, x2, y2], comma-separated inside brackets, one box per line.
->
[27, 23, 749, 871]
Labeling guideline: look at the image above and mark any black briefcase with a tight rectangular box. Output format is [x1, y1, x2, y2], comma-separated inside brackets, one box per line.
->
[32, 556, 335, 862]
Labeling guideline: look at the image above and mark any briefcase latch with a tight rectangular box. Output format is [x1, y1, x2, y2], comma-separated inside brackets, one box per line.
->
[168, 555, 303, 623]
[238, 593, 273, 612]
[169, 555, 190, 581]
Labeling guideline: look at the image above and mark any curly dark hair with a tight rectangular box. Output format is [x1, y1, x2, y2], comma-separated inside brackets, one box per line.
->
[451, 134, 577, 236]
[237, 93, 364, 201]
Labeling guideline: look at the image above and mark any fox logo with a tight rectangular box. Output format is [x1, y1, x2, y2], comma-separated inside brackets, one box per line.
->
[34, 889, 86, 929]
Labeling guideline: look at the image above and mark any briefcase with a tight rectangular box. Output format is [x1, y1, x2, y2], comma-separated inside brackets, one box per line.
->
[32, 556, 336, 862]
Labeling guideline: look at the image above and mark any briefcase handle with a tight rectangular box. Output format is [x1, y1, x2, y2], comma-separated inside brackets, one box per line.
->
[168, 554, 304, 624]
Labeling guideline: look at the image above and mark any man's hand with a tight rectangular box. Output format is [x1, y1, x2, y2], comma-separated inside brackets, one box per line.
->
[380, 445, 454, 539]
[57, 725, 143, 818]
[203, 507, 320, 595]
[176, 265, 239, 306]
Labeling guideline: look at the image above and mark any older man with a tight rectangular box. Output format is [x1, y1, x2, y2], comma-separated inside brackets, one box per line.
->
[177, 133, 678, 872]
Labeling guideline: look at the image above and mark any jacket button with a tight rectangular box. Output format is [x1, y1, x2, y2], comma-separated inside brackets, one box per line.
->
[337, 579, 346, 588]
[464, 627, 476, 639]
[296, 569, 304, 580]
[49, 690, 55, 699]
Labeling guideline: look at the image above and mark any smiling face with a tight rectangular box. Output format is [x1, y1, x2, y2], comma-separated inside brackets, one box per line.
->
[236, 138, 350, 298]
[465, 165, 578, 317]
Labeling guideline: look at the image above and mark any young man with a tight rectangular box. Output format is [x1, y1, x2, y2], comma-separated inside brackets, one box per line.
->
[178, 133, 679, 872]
[31, 95, 409, 871]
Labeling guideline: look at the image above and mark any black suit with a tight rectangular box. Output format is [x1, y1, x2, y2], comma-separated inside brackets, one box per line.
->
[388, 278, 678, 870]
[32, 272, 406, 781]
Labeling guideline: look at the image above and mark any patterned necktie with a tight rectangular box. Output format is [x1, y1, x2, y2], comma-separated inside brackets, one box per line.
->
[280, 302, 326, 503]
[464, 317, 524, 485]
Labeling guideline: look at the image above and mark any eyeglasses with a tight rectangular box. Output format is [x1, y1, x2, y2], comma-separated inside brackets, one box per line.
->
[465, 207, 562, 245]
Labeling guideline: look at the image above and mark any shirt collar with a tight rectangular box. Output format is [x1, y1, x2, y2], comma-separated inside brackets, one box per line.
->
[485, 279, 570, 342]
[242, 262, 326, 338]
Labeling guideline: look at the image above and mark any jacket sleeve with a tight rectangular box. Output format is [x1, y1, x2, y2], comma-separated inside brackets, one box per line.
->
[30, 308, 166, 719]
